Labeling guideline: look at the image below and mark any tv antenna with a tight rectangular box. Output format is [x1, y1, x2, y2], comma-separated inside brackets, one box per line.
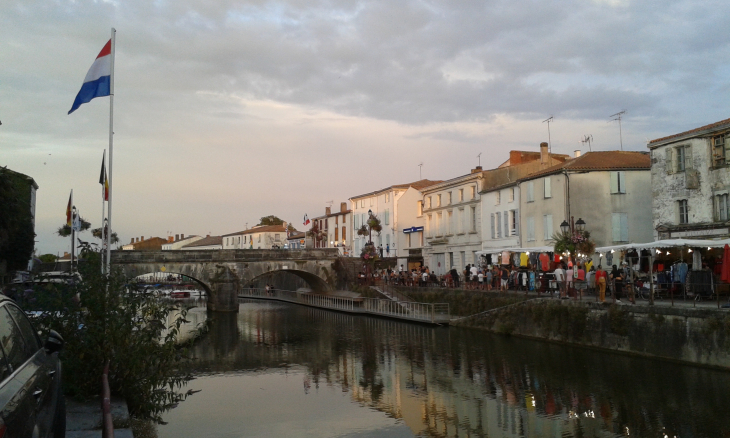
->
[477, 153, 482, 167]
[326, 200, 333, 207]
[581, 135, 593, 152]
[610, 110, 626, 151]
[418, 162, 423, 179]
[542, 116, 554, 153]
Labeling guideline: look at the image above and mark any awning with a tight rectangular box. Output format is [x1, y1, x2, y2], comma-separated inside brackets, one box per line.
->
[595, 238, 730, 254]
[476, 246, 554, 256]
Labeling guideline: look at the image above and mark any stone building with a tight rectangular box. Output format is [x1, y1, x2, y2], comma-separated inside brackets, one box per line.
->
[310, 203, 351, 253]
[162, 234, 203, 250]
[648, 117, 730, 240]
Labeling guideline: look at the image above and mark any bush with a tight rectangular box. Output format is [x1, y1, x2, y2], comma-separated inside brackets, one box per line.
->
[25, 252, 198, 423]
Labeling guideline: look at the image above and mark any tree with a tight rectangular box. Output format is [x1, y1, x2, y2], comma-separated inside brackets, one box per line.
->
[258, 215, 284, 226]
[307, 220, 326, 246]
[91, 227, 119, 244]
[38, 254, 58, 263]
[0, 167, 35, 273]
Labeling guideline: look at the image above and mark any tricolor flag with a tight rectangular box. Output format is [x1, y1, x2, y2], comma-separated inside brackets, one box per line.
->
[66, 190, 73, 226]
[68, 39, 112, 115]
[99, 152, 109, 201]
[303, 214, 310, 226]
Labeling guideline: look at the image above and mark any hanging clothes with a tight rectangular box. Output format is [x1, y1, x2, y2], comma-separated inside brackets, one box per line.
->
[502, 251, 511, 265]
[513, 252, 521, 266]
[540, 253, 550, 271]
[606, 252, 614, 266]
[585, 260, 593, 272]
[520, 253, 529, 267]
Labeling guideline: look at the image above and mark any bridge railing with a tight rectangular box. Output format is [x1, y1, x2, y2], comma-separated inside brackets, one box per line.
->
[239, 288, 450, 323]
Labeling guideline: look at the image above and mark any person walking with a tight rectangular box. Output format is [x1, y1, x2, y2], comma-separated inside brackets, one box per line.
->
[595, 265, 607, 302]
[486, 268, 493, 291]
[611, 265, 624, 302]
[386, 244, 390, 256]
[500, 265, 510, 291]
[554, 264, 566, 298]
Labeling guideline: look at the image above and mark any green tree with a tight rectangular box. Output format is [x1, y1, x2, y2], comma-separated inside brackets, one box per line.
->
[26, 253, 198, 423]
[258, 215, 284, 226]
[0, 167, 35, 273]
[91, 227, 120, 244]
[38, 254, 58, 263]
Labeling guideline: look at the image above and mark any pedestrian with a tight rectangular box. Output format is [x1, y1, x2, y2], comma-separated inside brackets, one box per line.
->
[500, 265, 510, 291]
[486, 268, 493, 291]
[450, 268, 460, 288]
[386, 244, 390, 256]
[379, 245, 384, 258]
[611, 265, 623, 302]
[478, 269, 484, 290]
[554, 264, 566, 298]
[595, 265, 607, 302]
[399, 264, 404, 274]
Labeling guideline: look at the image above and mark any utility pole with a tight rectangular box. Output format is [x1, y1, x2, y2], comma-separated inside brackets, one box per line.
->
[543, 116, 554, 153]
[477, 153, 482, 167]
[418, 162, 423, 180]
[610, 110, 626, 151]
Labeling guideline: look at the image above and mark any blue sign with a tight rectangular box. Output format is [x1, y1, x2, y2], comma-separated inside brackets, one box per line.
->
[402, 226, 424, 234]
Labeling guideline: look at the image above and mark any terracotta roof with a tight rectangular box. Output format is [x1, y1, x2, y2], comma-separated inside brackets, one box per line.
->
[183, 236, 222, 247]
[222, 225, 287, 237]
[520, 151, 650, 181]
[350, 179, 443, 200]
[311, 209, 352, 220]
[649, 117, 730, 145]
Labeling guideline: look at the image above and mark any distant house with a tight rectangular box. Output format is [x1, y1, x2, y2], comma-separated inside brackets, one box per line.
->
[121, 236, 168, 251]
[309, 203, 352, 252]
[181, 236, 223, 250]
[221, 225, 288, 250]
[287, 231, 307, 249]
[162, 234, 203, 250]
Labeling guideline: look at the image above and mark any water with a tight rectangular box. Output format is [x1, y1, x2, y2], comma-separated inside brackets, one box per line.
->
[156, 299, 730, 437]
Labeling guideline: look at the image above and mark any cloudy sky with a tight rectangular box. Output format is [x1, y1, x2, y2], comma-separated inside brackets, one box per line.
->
[3, 0, 730, 256]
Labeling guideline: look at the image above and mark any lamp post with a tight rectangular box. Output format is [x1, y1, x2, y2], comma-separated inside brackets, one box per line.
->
[560, 216, 588, 300]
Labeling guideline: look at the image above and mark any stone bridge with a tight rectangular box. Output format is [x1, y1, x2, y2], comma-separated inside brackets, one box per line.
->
[111, 249, 341, 312]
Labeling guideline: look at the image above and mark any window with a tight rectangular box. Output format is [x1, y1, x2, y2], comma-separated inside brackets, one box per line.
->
[354, 214, 359, 229]
[496, 212, 502, 238]
[526, 216, 535, 241]
[471, 186, 476, 199]
[526, 181, 534, 202]
[667, 145, 692, 173]
[447, 210, 453, 234]
[490, 213, 495, 239]
[503, 210, 508, 237]
[417, 201, 423, 216]
[610, 171, 626, 194]
[437, 194, 442, 207]
[275, 233, 281, 242]
[510, 209, 519, 235]
[258, 234, 261, 242]
[612, 213, 629, 242]
[385, 192, 390, 202]
[383, 210, 389, 225]
[509, 188, 515, 202]
[448, 192, 452, 205]
[678, 200, 689, 224]
[334, 228, 338, 241]
[543, 214, 553, 240]
[360, 200, 364, 208]
[717, 194, 730, 221]
[427, 214, 432, 237]
[342, 227, 346, 241]
[335, 215, 338, 225]
[427, 196, 432, 208]
[713, 135, 726, 167]
[495, 192, 501, 205]
[457, 208, 464, 233]
[544, 177, 551, 198]
[436, 212, 443, 235]
[0, 305, 36, 371]
[471, 206, 477, 232]
[459, 189, 464, 202]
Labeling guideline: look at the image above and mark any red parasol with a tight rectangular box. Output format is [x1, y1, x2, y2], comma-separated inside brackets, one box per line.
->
[721, 244, 730, 282]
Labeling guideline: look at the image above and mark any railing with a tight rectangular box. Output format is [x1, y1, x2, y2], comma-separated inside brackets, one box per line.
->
[239, 288, 450, 324]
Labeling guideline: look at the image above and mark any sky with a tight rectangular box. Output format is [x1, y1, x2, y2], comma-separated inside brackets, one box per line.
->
[3, 0, 730, 256]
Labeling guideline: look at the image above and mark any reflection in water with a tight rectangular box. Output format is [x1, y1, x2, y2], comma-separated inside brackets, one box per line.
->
[159, 299, 730, 437]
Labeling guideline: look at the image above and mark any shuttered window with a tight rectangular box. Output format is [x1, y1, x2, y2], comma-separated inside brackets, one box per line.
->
[612, 213, 629, 242]
[526, 182, 534, 202]
[543, 214, 553, 240]
[543, 178, 551, 198]
[490, 213, 495, 239]
[610, 171, 626, 194]
[496, 212, 502, 238]
[526, 216, 535, 241]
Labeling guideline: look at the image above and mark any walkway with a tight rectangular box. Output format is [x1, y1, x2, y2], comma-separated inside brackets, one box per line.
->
[238, 288, 450, 324]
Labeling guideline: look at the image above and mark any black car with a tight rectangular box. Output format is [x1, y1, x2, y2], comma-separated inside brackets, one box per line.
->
[0, 295, 65, 437]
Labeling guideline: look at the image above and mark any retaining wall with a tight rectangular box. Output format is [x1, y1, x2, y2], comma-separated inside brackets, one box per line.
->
[453, 300, 730, 369]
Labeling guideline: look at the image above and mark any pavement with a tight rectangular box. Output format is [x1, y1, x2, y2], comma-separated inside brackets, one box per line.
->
[66, 396, 134, 438]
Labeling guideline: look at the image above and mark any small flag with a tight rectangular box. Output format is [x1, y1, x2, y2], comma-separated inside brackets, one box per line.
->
[303, 214, 310, 226]
[72, 207, 81, 231]
[66, 190, 73, 226]
[99, 152, 109, 201]
[69, 39, 112, 115]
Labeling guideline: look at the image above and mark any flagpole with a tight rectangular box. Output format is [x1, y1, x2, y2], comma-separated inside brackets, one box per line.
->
[70, 190, 75, 272]
[101, 149, 107, 273]
[106, 28, 116, 275]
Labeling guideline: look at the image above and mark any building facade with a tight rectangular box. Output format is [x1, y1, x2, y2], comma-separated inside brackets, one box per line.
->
[221, 225, 288, 250]
[648, 117, 730, 240]
[310, 203, 351, 253]
[162, 234, 202, 250]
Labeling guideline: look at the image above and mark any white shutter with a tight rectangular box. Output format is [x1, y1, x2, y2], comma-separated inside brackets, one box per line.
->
[610, 172, 619, 193]
[666, 148, 674, 174]
[543, 214, 553, 240]
[514, 209, 520, 235]
[490, 213, 495, 239]
[503, 212, 509, 237]
[527, 216, 535, 241]
[618, 171, 626, 193]
[496, 212, 501, 238]
[620, 214, 629, 242]
[544, 178, 551, 198]
[527, 182, 534, 202]
[612, 213, 621, 242]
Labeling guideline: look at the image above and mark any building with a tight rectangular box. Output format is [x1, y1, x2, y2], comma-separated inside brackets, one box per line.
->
[121, 236, 168, 251]
[349, 180, 442, 266]
[181, 235, 223, 250]
[309, 203, 352, 253]
[480, 144, 573, 256]
[221, 225, 288, 250]
[648, 117, 730, 240]
[0, 168, 39, 281]
[287, 231, 307, 249]
[162, 234, 203, 250]
[517, 150, 652, 252]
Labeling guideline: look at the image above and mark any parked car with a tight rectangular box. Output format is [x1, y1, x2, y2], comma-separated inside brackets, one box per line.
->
[0, 295, 65, 437]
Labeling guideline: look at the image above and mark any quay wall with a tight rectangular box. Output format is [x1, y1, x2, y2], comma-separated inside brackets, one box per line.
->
[452, 300, 730, 369]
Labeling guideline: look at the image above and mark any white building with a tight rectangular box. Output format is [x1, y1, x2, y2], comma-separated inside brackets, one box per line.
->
[349, 180, 441, 264]
[310, 203, 351, 254]
[518, 151, 652, 252]
[221, 225, 288, 250]
[181, 235, 223, 250]
[648, 117, 730, 240]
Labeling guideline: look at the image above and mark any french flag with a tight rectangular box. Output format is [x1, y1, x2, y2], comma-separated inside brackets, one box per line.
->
[68, 39, 112, 114]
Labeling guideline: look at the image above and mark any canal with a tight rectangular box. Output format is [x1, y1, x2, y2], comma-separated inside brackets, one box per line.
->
[155, 299, 730, 437]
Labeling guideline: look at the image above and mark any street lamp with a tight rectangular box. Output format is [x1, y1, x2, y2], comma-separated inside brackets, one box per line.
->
[560, 220, 570, 234]
[575, 218, 586, 232]
[367, 209, 373, 245]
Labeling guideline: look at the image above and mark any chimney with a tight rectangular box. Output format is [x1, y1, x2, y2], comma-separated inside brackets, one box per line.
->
[168, 236, 174, 242]
[471, 166, 483, 174]
[574, 149, 581, 158]
[341, 202, 347, 212]
[130, 238, 134, 244]
[510, 151, 522, 165]
[141, 236, 144, 242]
[180, 233, 184, 239]
[325, 206, 331, 215]
[175, 234, 179, 241]
[540, 142, 549, 165]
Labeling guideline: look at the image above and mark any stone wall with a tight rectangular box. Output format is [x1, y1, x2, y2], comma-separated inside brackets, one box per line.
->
[454, 300, 730, 369]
